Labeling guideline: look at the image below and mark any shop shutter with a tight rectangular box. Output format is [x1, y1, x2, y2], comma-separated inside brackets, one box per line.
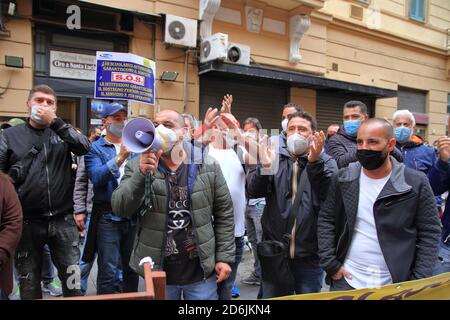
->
[316, 91, 375, 131]
[200, 75, 288, 132]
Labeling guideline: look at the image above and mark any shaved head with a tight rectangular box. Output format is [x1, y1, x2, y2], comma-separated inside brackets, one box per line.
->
[359, 118, 393, 140]
[155, 110, 186, 128]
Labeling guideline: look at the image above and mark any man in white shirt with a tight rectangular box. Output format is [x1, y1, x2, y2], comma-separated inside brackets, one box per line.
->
[206, 112, 246, 300]
[318, 118, 441, 291]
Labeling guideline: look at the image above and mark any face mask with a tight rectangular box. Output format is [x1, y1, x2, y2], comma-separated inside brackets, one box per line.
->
[224, 134, 238, 148]
[394, 127, 411, 144]
[245, 131, 258, 141]
[356, 146, 389, 170]
[343, 120, 361, 137]
[108, 122, 125, 137]
[156, 125, 178, 155]
[184, 132, 192, 142]
[281, 119, 288, 132]
[287, 133, 309, 156]
[30, 105, 47, 125]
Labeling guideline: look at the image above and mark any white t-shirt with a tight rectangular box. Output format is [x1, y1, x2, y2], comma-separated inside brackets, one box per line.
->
[207, 145, 246, 237]
[112, 143, 127, 184]
[343, 170, 393, 289]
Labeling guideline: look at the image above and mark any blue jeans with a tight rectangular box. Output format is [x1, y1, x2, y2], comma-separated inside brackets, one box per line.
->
[432, 239, 450, 276]
[245, 203, 264, 278]
[260, 259, 323, 298]
[41, 244, 55, 284]
[79, 214, 93, 295]
[96, 215, 139, 294]
[217, 236, 244, 300]
[167, 276, 218, 300]
[291, 259, 323, 294]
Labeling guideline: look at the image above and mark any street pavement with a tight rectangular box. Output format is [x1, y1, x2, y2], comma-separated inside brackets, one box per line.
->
[17, 240, 328, 300]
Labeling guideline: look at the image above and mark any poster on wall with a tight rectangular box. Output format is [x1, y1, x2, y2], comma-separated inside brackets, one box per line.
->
[94, 51, 156, 105]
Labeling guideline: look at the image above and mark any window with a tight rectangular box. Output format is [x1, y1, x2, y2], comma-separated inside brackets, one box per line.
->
[35, 32, 47, 76]
[409, 0, 425, 22]
[398, 87, 427, 114]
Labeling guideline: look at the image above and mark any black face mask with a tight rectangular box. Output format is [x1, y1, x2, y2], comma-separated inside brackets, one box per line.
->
[356, 146, 389, 170]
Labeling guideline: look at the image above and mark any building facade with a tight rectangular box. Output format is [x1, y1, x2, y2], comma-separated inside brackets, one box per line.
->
[0, 0, 449, 142]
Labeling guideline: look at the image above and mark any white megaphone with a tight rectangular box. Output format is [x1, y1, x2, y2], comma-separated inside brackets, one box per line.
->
[122, 117, 166, 153]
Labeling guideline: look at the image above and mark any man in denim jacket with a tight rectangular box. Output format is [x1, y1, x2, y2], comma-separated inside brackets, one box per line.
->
[84, 101, 138, 294]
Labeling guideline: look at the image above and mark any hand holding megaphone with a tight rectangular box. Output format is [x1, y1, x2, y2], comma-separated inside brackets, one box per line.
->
[139, 149, 163, 176]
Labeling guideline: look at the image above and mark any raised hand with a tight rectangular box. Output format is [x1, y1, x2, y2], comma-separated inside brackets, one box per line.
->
[436, 136, 450, 163]
[308, 131, 326, 162]
[36, 105, 57, 125]
[220, 94, 233, 114]
[258, 135, 276, 168]
[204, 107, 220, 130]
[116, 144, 131, 166]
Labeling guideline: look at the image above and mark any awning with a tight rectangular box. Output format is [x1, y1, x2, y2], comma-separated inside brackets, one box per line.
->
[199, 61, 397, 98]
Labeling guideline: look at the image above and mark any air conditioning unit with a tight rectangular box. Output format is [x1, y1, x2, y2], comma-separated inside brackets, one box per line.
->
[164, 14, 198, 48]
[200, 33, 228, 63]
[225, 43, 251, 66]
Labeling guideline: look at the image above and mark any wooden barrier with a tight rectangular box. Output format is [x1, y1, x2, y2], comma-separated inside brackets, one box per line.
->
[56, 262, 166, 300]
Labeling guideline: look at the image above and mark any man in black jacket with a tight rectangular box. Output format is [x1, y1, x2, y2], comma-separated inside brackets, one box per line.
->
[327, 101, 403, 168]
[318, 118, 440, 291]
[0, 84, 90, 299]
[247, 111, 337, 298]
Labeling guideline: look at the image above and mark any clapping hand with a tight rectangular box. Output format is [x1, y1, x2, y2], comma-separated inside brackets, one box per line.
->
[308, 131, 326, 162]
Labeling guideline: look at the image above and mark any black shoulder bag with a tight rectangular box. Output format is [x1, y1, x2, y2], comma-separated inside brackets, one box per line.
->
[256, 163, 307, 297]
[8, 130, 49, 188]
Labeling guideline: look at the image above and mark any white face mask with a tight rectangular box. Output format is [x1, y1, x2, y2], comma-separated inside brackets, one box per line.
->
[244, 131, 258, 141]
[30, 105, 47, 125]
[287, 133, 309, 156]
[156, 125, 178, 155]
[281, 118, 288, 132]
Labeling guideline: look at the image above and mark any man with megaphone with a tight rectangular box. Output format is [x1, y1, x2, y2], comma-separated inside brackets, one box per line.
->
[111, 109, 235, 300]
[84, 101, 139, 295]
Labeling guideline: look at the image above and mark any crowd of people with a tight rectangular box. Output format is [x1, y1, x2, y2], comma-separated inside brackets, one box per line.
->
[0, 84, 448, 300]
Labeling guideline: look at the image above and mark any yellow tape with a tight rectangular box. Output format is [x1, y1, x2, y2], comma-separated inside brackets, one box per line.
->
[272, 272, 450, 300]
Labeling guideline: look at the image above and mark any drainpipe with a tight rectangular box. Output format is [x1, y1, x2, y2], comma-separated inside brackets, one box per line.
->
[183, 48, 189, 113]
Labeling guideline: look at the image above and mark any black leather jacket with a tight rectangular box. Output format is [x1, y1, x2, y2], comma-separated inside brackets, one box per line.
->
[247, 134, 338, 264]
[318, 158, 441, 284]
[0, 118, 90, 218]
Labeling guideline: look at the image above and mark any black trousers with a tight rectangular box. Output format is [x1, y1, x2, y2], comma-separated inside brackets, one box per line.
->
[14, 213, 81, 299]
[329, 277, 355, 292]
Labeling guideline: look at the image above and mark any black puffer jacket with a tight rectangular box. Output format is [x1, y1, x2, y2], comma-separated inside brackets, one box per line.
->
[247, 134, 338, 264]
[0, 119, 90, 218]
[327, 128, 403, 168]
[318, 157, 441, 284]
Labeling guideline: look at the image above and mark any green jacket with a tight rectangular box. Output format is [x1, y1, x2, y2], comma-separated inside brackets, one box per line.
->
[111, 148, 235, 279]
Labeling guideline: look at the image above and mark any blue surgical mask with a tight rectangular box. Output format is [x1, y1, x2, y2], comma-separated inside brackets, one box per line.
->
[108, 122, 125, 137]
[343, 120, 361, 137]
[30, 105, 48, 125]
[394, 126, 411, 144]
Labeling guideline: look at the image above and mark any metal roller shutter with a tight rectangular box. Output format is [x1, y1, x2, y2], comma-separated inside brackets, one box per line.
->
[200, 75, 288, 131]
[316, 91, 375, 131]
